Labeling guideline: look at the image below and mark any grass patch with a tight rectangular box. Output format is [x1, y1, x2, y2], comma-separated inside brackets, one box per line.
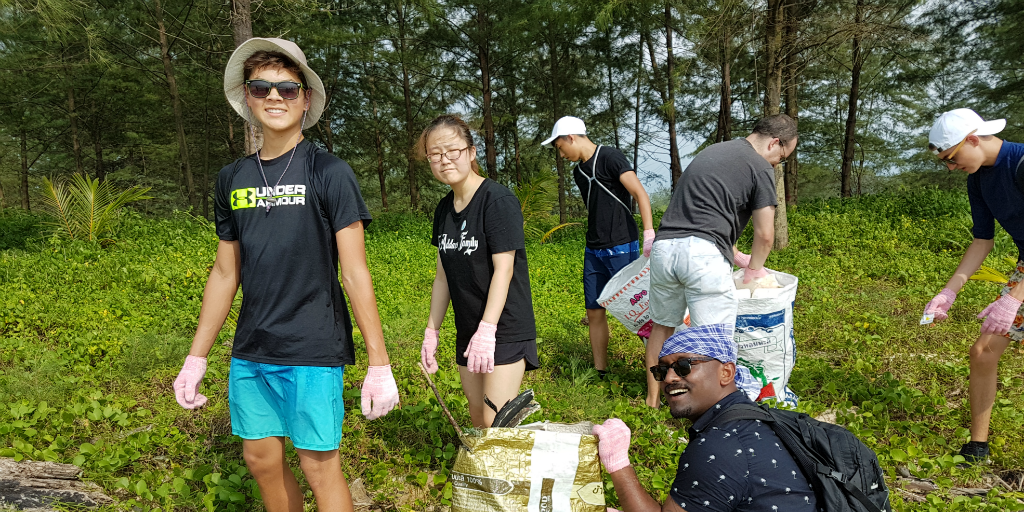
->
[1, 190, 1023, 511]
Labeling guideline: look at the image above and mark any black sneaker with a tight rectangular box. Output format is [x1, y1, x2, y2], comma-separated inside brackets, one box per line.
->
[957, 441, 990, 467]
[596, 369, 608, 381]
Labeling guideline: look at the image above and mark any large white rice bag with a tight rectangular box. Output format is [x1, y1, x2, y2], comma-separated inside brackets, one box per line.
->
[597, 256, 654, 337]
[732, 269, 799, 406]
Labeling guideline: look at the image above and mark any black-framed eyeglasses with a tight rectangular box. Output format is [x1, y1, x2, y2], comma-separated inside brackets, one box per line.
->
[427, 146, 470, 163]
[649, 357, 717, 382]
[245, 80, 306, 100]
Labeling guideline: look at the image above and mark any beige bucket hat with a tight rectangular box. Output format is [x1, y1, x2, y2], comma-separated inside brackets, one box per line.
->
[224, 37, 326, 130]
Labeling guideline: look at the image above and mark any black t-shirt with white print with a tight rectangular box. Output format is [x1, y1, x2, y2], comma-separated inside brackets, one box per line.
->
[214, 140, 371, 366]
[572, 146, 639, 249]
[431, 179, 537, 344]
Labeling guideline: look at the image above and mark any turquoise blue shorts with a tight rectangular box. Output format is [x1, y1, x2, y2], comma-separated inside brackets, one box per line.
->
[228, 358, 345, 451]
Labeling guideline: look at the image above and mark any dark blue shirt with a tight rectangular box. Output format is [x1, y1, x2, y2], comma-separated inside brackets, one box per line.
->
[967, 140, 1024, 262]
[669, 392, 816, 512]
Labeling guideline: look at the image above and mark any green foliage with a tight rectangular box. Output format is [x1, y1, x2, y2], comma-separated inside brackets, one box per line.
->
[2, 190, 1023, 511]
[513, 172, 579, 242]
[40, 174, 151, 241]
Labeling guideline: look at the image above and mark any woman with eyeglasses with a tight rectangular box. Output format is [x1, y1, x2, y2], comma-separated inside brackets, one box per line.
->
[418, 114, 539, 428]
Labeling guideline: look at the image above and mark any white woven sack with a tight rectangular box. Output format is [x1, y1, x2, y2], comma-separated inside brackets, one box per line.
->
[597, 256, 653, 336]
[732, 269, 799, 406]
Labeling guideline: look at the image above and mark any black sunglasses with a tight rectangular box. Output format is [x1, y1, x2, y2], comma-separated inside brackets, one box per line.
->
[245, 80, 306, 100]
[649, 357, 717, 382]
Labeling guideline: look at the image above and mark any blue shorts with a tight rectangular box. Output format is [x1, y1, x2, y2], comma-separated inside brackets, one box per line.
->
[583, 240, 640, 310]
[228, 358, 346, 451]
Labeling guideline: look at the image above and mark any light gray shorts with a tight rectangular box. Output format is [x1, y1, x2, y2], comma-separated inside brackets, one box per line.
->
[649, 236, 737, 328]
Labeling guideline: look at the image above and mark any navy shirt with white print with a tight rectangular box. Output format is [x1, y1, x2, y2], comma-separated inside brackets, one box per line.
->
[670, 391, 816, 512]
[431, 178, 536, 345]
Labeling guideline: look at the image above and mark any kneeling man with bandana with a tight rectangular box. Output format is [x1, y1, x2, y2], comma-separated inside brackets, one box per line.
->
[592, 324, 815, 512]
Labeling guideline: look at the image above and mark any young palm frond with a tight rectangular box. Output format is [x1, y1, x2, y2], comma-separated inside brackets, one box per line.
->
[41, 174, 152, 241]
[40, 176, 80, 239]
[514, 173, 580, 243]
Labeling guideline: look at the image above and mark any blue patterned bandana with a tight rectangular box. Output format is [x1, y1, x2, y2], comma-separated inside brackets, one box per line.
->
[659, 323, 762, 400]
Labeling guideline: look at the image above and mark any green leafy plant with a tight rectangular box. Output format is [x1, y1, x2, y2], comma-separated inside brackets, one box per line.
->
[970, 257, 1018, 284]
[513, 172, 578, 242]
[40, 174, 152, 241]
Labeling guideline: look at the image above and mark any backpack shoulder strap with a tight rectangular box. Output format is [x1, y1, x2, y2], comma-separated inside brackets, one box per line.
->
[305, 145, 334, 231]
[705, 403, 774, 427]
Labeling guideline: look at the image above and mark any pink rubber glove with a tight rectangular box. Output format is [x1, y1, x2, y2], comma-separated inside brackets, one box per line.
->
[924, 288, 957, 323]
[642, 229, 656, 258]
[463, 321, 496, 373]
[361, 365, 400, 420]
[742, 266, 768, 284]
[592, 418, 631, 474]
[421, 328, 440, 374]
[734, 250, 751, 269]
[173, 355, 208, 409]
[978, 294, 1023, 336]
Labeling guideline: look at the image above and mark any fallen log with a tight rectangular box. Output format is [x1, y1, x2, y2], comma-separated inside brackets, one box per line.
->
[0, 458, 111, 511]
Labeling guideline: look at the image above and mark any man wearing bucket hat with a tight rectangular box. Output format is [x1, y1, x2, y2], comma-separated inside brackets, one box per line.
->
[922, 108, 1024, 465]
[542, 116, 655, 378]
[172, 37, 400, 510]
[592, 324, 814, 512]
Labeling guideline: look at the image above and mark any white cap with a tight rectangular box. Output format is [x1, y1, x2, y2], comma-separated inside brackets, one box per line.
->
[542, 116, 587, 146]
[928, 108, 1005, 154]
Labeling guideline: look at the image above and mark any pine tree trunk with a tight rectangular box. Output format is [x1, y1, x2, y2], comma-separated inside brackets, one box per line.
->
[230, 0, 259, 155]
[605, 27, 620, 148]
[664, 3, 682, 187]
[547, 26, 566, 224]
[93, 126, 105, 183]
[840, 0, 865, 198]
[716, 25, 732, 143]
[784, 0, 799, 206]
[511, 84, 522, 185]
[477, 7, 497, 181]
[67, 84, 83, 176]
[396, 2, 419, 210]
[369, 65, 389, 212]
[634, 34, 643, 168]
[20, 128, 29, 211]
[764, 0, 788, 249]
[156, 0, 196, 210]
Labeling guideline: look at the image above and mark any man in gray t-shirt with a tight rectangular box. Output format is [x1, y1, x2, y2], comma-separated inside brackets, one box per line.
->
[643, 114, 797, 408]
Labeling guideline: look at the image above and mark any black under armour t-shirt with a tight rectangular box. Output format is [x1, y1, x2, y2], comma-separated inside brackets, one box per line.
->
[572, 146, 639, 249]
[214, 140, 371, 366]
[431, 179, 537, 344]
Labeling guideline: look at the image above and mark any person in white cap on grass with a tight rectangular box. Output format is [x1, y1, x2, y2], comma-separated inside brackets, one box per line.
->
[923, 108, 1024, 465]
[172, 37, 400, 511]
[543, 116, 654, 379]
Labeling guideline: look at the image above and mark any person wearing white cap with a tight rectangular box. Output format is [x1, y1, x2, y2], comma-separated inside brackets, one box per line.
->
[923, 108, 1024, 465]
[172, 38, 400, 510]
[542, 116, 654, 379]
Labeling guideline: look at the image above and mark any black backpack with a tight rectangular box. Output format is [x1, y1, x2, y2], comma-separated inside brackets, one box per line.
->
[709, 403, 892, 512]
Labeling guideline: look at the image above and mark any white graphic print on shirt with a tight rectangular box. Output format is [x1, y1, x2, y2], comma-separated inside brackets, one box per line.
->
[439, 219, 479, 256]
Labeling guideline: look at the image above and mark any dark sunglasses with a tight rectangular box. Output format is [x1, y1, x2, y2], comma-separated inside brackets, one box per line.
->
[649, 357, 717, 382]
[244, 80, 306, 100]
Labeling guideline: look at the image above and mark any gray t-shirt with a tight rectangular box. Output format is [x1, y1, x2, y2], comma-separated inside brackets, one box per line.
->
[656, 138, 777, 264]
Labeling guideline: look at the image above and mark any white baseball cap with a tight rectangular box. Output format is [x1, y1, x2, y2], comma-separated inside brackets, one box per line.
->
[928, 108, 1005, 154]
[542, 116, 587, 146]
